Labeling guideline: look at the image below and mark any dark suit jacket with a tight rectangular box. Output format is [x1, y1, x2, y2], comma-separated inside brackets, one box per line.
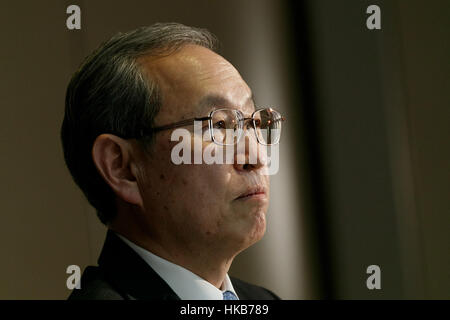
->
[68, 230, 280, 300]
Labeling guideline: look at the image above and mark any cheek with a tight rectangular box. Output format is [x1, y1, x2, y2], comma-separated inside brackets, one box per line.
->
[167, 136, 233, 203]
[172, 165, 231, 212]
[139, 135, 236, 231]
[160, 165, 233, 238]
[144, 158, 232, 216]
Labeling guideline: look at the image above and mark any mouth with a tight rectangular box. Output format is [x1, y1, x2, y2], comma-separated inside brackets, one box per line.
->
[235, 186, 268, 201]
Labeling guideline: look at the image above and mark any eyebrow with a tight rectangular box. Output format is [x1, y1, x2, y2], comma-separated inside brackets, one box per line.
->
[197, 93, 256, 114]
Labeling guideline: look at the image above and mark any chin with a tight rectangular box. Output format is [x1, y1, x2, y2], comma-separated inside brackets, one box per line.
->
[240, 209, 267, 248]
[252, 215, 267, 242]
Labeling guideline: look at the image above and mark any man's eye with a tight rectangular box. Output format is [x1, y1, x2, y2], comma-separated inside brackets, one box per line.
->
[213, 120, 226, 129]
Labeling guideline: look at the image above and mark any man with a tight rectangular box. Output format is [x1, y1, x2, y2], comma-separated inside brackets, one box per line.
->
[62, 23, 283, 300]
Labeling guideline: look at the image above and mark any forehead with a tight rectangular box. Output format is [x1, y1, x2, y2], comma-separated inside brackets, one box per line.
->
[138, 45, 254, 123]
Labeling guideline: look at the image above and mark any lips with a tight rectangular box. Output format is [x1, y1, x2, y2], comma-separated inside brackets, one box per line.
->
[236, 185, 267, 200]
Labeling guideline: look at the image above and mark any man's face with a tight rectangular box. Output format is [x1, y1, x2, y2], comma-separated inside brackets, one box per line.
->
[135, 45, 270, 256]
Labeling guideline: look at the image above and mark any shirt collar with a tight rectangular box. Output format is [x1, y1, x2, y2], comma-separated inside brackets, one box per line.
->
[116, 233, 239, 300]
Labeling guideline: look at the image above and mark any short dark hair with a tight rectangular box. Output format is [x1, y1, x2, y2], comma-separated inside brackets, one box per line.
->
[61, 23, 218, 224]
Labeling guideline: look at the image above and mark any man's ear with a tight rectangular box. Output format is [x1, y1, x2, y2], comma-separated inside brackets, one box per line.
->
[92, 134, 143, 208]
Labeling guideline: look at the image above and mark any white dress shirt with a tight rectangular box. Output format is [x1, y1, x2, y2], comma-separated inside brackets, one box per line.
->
[116, 233, 239, 300]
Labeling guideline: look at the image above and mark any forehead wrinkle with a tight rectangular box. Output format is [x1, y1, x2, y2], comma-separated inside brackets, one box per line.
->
[195, 61, 236, 83]
[197, 92, 255, 116]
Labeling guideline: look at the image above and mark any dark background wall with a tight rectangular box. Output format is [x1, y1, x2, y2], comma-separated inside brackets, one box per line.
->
[294, 0, 450, 299]
[0, 0, 448, 299]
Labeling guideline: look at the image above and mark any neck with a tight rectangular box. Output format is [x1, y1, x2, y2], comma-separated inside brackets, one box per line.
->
[109, 214, 237, 289]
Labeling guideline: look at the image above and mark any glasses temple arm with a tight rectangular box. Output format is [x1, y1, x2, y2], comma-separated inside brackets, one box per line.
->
[150, 116, 212, 133]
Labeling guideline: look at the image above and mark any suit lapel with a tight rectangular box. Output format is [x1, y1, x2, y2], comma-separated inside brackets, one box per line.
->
[98, 229, 180, 300]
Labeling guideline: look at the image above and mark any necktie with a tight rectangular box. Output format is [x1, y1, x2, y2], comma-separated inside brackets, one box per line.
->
[223, 290, 238, 300]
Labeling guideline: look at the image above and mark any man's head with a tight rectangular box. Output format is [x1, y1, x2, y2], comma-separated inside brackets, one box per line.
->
[62, 23, 270, 258]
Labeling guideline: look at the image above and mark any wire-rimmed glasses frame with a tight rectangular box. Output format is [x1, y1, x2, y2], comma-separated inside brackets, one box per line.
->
[147, 107, 285, 146]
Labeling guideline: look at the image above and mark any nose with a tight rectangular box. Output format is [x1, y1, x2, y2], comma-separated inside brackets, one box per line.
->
[233, 128, 267, 172]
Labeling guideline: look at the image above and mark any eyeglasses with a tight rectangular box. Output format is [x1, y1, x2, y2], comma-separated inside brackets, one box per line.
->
[147, 107, 285, 146]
